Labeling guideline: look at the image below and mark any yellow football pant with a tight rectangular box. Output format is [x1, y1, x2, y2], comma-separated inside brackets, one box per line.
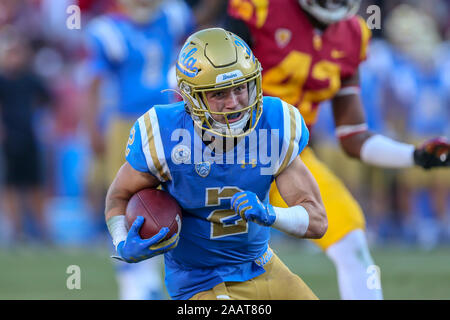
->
[105, 117, 136, 185]
[270, 147, 366, 250]
[87, 117, 135, 196]
[190, 252, 318, 300]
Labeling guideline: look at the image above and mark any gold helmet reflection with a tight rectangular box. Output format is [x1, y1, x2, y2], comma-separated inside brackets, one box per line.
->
[175, 28, 263, 138]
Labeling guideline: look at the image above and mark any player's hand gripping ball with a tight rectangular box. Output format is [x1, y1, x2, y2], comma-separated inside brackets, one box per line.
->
[114, 189, 182, 263]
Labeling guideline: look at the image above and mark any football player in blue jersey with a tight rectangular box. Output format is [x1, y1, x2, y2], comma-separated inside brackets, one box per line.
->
[84, 0, 197, 188]
[105, 28, 328, 300]
[83, 0, 223, 300]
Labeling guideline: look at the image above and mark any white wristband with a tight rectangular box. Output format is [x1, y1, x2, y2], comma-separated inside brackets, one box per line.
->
[272, 205, 309, 237]
[360, 134, 415, 168]
[335, 86, 360, 97]
[335, 123, 368, 139]
[106, 215, 128, 250]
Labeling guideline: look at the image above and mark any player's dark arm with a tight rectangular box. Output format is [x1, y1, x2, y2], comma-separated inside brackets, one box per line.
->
[191, 0, 227, 28]
[332, 70, 449, 169]
[274, 156, 327, 239]
[105, 162, 160, 222]
[331, 70, 373, 158]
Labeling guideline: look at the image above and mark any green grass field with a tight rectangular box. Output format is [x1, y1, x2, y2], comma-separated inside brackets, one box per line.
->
[273, 241, 450, 300]
[1, 242, 449, 300]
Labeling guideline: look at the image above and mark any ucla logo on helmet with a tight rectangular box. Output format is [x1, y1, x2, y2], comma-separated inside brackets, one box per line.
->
[233, 35, 255, 63]
[195, 161, 211, 178]
[176, 44, 199, 78]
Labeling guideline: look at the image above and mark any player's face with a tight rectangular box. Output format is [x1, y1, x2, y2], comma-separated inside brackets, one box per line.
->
[204, 83, 249, 124]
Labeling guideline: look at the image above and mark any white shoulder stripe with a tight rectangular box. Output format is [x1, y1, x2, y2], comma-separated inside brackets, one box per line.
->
[274, 101, 302, 176]
[148, 108, 172, 181]
[275, 100, 291, 173]
[89, 17, 127, 62]
[138, 116, 159, 179]
[290, 105, 303, 164]
[138, 109, 172, 182]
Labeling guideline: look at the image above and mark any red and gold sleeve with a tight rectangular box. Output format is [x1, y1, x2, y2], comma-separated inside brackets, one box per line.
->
[356, 16, 372, 62]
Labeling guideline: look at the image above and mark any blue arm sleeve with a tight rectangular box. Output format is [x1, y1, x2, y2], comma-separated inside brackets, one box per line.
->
[84, 27, 115, 77]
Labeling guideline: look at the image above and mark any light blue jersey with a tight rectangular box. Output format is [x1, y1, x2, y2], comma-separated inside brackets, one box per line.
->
[125, 96, 309, 299]
[85, 2, 194, 118]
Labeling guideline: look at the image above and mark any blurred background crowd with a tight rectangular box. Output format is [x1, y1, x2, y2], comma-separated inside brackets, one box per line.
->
[0, 0, 448, 250]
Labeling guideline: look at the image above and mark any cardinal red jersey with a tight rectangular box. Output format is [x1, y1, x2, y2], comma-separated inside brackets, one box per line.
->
[228, 0, 371, 128]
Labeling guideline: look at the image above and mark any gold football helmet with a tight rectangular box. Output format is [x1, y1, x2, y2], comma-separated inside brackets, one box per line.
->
[298, 0, 361, 25]
[175, 28, 263, 138]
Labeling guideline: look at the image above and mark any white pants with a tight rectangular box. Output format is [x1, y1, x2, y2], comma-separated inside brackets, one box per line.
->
[115, 255, 165, 300]
[326, 229, 383, 300]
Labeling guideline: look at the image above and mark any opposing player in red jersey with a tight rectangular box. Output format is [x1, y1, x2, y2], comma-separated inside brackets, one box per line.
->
[226, 0, 450, 299]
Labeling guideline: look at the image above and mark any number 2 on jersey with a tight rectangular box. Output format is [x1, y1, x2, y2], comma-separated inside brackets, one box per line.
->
[206, 187, 248, 239]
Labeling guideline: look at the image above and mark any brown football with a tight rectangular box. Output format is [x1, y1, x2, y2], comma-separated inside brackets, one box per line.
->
[126, 188, 182, 240]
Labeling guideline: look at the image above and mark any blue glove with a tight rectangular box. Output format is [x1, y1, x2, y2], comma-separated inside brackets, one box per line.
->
[113, 216, 179, 263]
[231, 191, 276, 226]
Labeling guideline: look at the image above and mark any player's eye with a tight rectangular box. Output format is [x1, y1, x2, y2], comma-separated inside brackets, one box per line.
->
[233, 84, 247, 94]
[211, 91, 226, 99]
